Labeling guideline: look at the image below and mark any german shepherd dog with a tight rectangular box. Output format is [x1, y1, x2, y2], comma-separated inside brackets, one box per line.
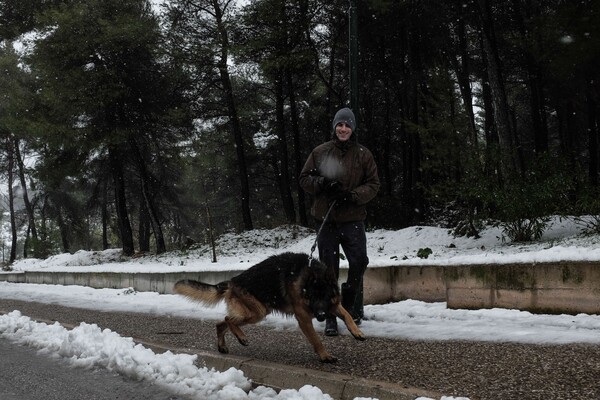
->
[174, 252, 365, 363]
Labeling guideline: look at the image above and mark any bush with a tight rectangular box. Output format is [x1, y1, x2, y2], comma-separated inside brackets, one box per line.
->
[494, 156, 573, 242]
[572, 186, 600, 234]
[498, 217, 551, 242]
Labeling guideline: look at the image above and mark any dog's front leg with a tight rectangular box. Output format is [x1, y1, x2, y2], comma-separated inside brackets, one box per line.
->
[293, 307, 337, 363]
[335, 304, 366, 341]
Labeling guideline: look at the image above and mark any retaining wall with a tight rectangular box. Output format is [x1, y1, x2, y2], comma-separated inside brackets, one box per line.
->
[2, 261, 599, 314]
[445, 262, 600, 314]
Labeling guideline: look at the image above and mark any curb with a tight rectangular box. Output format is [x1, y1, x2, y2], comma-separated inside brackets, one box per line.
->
[137, 338, 444, 400]
[7, 311, 443, 400]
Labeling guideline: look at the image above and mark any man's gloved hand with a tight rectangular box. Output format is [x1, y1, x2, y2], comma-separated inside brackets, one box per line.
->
[332, 190, 356, 205]
[321, 177, 342, 194]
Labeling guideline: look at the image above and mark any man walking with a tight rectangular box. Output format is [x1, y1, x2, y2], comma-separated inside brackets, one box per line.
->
[299, 107, 380, 336]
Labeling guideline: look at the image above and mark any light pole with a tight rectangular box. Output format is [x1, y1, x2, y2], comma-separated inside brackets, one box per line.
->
[349, 0, 364, 315]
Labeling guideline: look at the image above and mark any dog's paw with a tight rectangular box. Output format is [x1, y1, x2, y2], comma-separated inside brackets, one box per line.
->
[218, 345, 229, 354]
[319, 354, 338, 363]
[353, 332, 366, 341]
[237, 337, 249, 346]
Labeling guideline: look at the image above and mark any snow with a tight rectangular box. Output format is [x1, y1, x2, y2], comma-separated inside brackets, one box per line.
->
[5, 217, 600, 274]
[2, 217, 600, 400]
[0, 310, 306, 400]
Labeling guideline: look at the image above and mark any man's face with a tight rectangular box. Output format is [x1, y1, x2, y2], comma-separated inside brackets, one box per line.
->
[335, 123, 353, 142]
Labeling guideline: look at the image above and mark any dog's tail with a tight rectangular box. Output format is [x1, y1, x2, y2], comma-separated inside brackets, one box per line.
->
[174, 279, 228, 306]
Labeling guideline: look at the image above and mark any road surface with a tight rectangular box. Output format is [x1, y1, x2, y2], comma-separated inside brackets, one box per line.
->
[0, 337, 184, 400]
[1, 298, 599, 399]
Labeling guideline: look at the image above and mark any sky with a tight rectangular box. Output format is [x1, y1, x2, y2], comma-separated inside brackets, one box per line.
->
[2, 217, 600, 400]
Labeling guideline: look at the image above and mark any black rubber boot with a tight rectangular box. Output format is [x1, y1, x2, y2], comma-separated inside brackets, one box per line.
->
[324, 317, 338, 336]
[353, 283, 364, 325]
[341, 283, 358, 321]
[342, 282, 363, 325]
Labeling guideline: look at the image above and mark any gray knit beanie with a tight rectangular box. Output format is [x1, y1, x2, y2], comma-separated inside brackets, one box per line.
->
[332, 107, 356, 132]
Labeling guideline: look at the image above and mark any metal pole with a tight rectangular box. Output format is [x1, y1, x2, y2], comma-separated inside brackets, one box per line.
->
[349, 0, 363, 317]
[349, 0, 359, 130]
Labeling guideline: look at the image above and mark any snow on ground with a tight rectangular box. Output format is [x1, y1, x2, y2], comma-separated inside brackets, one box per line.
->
[5, 216, 600, 274]
[2, 217, 600, 399]
[2, 283, 600, 345]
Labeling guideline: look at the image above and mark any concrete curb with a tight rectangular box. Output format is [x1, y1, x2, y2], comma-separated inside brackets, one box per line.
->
[137, 339, 443, 400]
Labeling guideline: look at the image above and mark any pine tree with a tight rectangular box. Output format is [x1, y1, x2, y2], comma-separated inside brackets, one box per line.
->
[28, 0, 191, 255]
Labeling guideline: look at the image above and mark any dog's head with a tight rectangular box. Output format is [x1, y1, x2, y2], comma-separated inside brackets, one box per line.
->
[303, 259, 340, 322]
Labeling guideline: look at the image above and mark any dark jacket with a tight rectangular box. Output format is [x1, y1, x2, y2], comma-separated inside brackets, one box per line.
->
[299, 139, 380, 222]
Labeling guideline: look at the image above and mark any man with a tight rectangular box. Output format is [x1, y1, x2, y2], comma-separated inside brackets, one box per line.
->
[299, 107, 380, 336]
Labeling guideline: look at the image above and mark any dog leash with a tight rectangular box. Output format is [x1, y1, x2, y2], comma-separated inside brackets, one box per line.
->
[308, 200, 337, 267]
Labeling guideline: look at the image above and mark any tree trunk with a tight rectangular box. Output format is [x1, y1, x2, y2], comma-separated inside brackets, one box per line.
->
[382, 89, 393, 196]
[212, 0, 252, 231]
[274, 73, 297, 224]
[56, 209, 70, 253]
[141, 183, 165, 253]
[13, 138, 38, 253]
[513, 0, 548, 154]
[478, 30, 502, 183]
[101, 179, 109, 250]
[108, 146, 135, 256]
[588, 79, 599, 186]
[403, 17, 424, 224]
[129, 138, 166, 253]
[139, 204, 151, 253]
[477, 0, 519, 178]
[6, 137, 17, 264]
[451, 8, 477, 143]
[287, 69, 308, 226]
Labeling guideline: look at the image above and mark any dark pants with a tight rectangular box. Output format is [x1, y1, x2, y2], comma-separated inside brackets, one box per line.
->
[317, 220, 368, 319]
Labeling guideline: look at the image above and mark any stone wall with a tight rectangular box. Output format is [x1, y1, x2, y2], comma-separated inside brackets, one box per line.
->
[2, 262, 599, 314]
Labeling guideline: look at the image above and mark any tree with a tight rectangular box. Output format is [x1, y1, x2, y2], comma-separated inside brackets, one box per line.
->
[476, 0, 519, 178]
[239, 0, 296, 224]
[165, 0, 254, 231]
[29, 0, 191, 255]
[0, 0, 63, 40]
[0, 43, 38, 260]
[1, 0, 599, 253]
[3, 136, 17, 264]
[14, 138, 39, 257]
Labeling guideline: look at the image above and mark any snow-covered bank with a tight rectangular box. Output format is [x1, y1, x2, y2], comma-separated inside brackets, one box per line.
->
[4, 217, 600, 274]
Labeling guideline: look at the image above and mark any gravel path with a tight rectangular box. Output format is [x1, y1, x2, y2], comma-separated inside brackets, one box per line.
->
[1, 298, 599, 400]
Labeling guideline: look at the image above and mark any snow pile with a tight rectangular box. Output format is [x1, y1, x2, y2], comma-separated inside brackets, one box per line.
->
[10, 248, 125, 270]
[0, 310, 337, 400]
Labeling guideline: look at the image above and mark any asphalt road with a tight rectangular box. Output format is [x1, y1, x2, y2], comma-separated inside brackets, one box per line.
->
[1, 298, 600, 400]
[0, 337, 185, 400]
